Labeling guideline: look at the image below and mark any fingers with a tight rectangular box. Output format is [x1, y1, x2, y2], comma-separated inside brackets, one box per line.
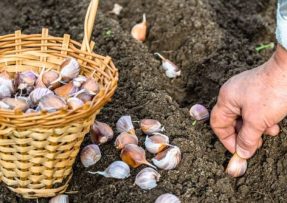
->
[236, 122, 264, 159]
[264, 124, 280, 136]
[210, 104, 238, 154]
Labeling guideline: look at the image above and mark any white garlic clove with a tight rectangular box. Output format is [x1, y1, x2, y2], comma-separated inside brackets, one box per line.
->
[90, 121, 114, 145]
[25, 108, 38, 114]
[0, 74, 14, 99]
[145, 133, 170, 154]
[73, 75, 87, 88]
[89, 161, 130, 179]
[80, 144, 101, 168]
[135, 167, 160, 190]
[131, 14, 147, 42]
[116, 115, 135, 134]
[115, 132, 138, 150]
[15, 71, 38, 93]
[189, 104, 209, 121]
[2, 97, 30, 112]
[49, 194, 69, 203]
[56, 57, 80, 83]
[38, 94, 67, 112]
[154, 53, 181, 78]
[155, 193, 181, 203]
[110, 3, 123, 15]
[0, 101, 10, 109]
[140, 119, 164, 135]
[152, 146, 181, 170]
[67, 97, 84, 110]
[29, 87, 54, 105]
[226, 153, 247, 178]
[0, 84, 13, 99]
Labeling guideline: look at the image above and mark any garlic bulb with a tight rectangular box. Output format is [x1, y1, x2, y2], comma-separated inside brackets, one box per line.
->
[145, 133, 170, 154]
[110, 3, 123, 15]
[80, 144, 101, 168]
[73, 75, 87, 88]
[131, 14, 147, 42]
[67, 97, 84, 110]
[152, 146, 181, 170]
[89, 161, 130, 179]
[42, 70, 61, 89]
[29, 87, 54, 105]
[135, 167, 160, 190]
[38, 94, 67, 112]
[121, 144, 156, 169]
[116, 115, 135, 134]
[49, 194, 69, 203]
[2, 97, 30, 112]
[15, 71, 37, 93]
[115, 132, 138, 150]
[154, 53, 181, 78]
[90, 121, 114, 145]
[155, 193, 181, 203]
[189, 104, 209, 121]
[140, 119, 164, 135]
[226, 153, 247, 177]
[54, 82, 79, 98]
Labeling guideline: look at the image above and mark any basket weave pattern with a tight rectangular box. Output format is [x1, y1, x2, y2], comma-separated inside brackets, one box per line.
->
[0, 28, 118, 198]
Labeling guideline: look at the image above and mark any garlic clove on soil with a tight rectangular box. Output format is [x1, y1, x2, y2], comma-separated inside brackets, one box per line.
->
[80, 144, 102, 168]
[154, 53, 181, 78]
[140, 119, 164, 135]
[155, 193, 181, 203]
[54, 82, 79, 98]
[90, 121, 114, 145]
[116, 115, 135, 134]
[189, 104, 209, 121]
[110, 3, 123, 16]
[38, 94, 67, 112]
[49, 194, 69, 203]
[134, 167, 160, 190]
[67, 97, 84, 110]
[145, 133, 170, 154]
[29, 87, 54, 105]
[2, 97, 30, 112]
[152, 146, 181, 170]
[226, 153, 247, 178]
[88, 160, 130, 179]
[120, 144, 156, 169]
[115, 132, 138, 150]
[131, 14, 147, 42]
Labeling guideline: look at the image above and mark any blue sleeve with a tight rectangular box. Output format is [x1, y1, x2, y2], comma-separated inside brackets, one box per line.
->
[276, 0, 287, 49]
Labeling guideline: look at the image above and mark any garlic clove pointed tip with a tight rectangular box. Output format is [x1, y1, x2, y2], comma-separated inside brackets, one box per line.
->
[154, 53, 166, 61]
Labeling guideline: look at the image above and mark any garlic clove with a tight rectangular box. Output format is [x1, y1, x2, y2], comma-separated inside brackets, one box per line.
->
[110, 3, 123, 16]
[0, 71, 11, 79]
[0, 84, 13, 99]
[59, 57, 80, 82]
[116, 115, 135, 134]
[25, 108, 38, 114]
[38, 94, 67, 112]
[81, 78, 99, 95]
[115, 132, 138, 150]
[154, 53, 181, 78]
[89, 161, 130, 179]
[189, 104, 209, 121]
[90, 121, 114, 145]
[0, 75, 14, 99]
[73, 75, 87, 88]
[80, 144, 101, 168]
[0, 101, 10, 109]
[226, 153, 247, 178]
[54, 82, 79, 98]
[140, 119, 164, 135]
[76, 92, 93, 102]
[29, 87, 54, 105]
[15, 71, 37, 93]
[2, 97, 30, 112]
[49, 194, 69, 203]
[42, 70, 61, 89]
[67, 97, 84, 110]
[152, 146, 181, 170]
[120, 144, 156, 169]
[131, 14, 147, 42]
[135, 167, 160, 190]
[145, 133, 170, 154]
[155, 193, 181, 203]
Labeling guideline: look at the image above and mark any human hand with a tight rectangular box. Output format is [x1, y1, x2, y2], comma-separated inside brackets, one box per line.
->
[211, 45, 287, 159]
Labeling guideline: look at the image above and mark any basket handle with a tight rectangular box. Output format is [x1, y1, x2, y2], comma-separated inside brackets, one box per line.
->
[81, 0, 99, 53]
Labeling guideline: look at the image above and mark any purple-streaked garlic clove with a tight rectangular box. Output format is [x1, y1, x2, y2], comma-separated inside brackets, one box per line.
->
[152, 146, 181, 170]
[154, 53, 181, 78]
[226, 153, 247, 178]
[131, 14, 147, 42]
[88, 161, 130, 179]
[80, 144, 101, 168]
[116, 115, 135, 134]
[38, 94, 67, 112]
[73, 75, 87, 88]
[15, 71, 37, 93]
[140, 119, 164, 135]
[90, 121, 114, 145]
[76, 92, 93, 102]
[155, 193, 181, 203]
[134, 167, 160, 190]
[67, 97, 84, 110]
[145, 133, 170, 154]
[115, 132, 138, 150]
[189, 104, 209, 121]
[29, 87, 54, 105]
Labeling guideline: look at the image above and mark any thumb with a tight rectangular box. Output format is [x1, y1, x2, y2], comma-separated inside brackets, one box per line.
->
[236, 122, 263, 159]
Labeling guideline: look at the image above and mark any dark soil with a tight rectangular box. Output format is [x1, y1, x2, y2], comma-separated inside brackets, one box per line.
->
[0, 0, 285, 202]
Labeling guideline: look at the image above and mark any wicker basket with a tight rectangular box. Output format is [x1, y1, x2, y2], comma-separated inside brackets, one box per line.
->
[0, 0, 118, 199]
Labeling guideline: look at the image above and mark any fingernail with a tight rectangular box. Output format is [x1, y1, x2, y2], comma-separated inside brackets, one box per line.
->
[236, 145, 254, 159]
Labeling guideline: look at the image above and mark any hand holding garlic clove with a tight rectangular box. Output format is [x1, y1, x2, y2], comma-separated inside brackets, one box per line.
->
[226, 153, 247, 177]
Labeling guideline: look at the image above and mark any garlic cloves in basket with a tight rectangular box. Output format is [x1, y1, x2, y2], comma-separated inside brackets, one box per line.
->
[54, 82, 79, 98]
[152, 146, 181, 170]
[15, 71, 38, 94]
[135, 167, 160, 190]
[67, 97, 84, 110]
[38, 94, 67, 112]
[115, 132, 138, 150]
[80, 144, 102, 168]
[90, 121, 114, 145]
[2, 97, 30, 112]
[42, 70, 61, 89]
[29, 87, 54, 105]
[0, 71, 14, 99]
[116, 115, 135, 134]
[145, 133, 170, 154]
[88, 161, 130, 179]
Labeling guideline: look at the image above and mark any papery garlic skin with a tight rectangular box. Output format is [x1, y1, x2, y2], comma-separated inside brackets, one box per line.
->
[226, 153, 247, 178]
[115, 132, 139, 149]
[135, 167, 160, 190]
[60, 57, 80, 82]
[49, 194, 69, 203]
[140, 119, 164, 135]
[90, 121, 114, 145]
[89, 161, 130, 179]
[152, 146, 181, 170]
[189, 104, 209, 121]
[80, 144, 101, 168]
[29, 87, 54, 105]
[155, 193, 181, 203]
[67, 97, 84, 110]
[131, 14, 147, 42]
[116, 115, 135, 134]
[145, 133, 169, 154]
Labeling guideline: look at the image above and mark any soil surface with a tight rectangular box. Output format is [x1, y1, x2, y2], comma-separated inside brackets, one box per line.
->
[0, 0, 285, 202]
